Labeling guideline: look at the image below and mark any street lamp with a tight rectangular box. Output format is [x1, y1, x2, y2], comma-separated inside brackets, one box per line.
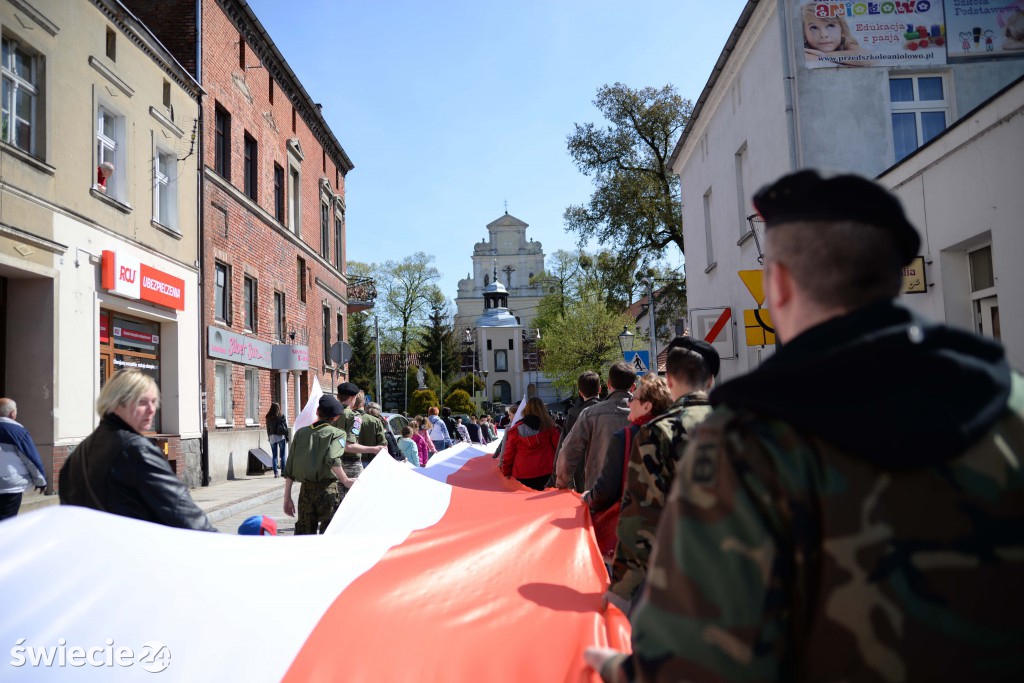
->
[533, 328, 541, 399]
[618, 326, 635, 356]
[463, 328, 477, 411]
[640, 277, 658, 370]
[481, 370, 489, 414]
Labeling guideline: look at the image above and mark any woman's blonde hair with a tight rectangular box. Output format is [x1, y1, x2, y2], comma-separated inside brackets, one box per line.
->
[632, 375, 673, 415]
[97, 369, 160, 418]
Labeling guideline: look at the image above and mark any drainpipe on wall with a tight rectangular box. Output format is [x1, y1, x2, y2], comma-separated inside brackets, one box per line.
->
[777, 0, 801, 171]
[196, 1, 210, 487]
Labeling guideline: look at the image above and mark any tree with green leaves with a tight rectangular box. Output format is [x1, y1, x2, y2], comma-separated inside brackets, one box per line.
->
[445, 389, 475, 416]
[539, 284, 634, 394]
[374, 253, 441, 357]
[565, 83, 692, 268]
[445, 375, 483, 400]
[417, 289, 460, 385]
[346, 311, 376, 397]
[409, 388, 439, 416]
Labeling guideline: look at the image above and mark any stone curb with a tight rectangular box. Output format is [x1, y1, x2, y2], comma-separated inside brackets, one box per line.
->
[204, 487, 284, 523]
[14, 485, 284, 522]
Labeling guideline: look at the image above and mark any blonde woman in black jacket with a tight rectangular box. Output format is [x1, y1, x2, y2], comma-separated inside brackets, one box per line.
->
[59, 369, 214, 531]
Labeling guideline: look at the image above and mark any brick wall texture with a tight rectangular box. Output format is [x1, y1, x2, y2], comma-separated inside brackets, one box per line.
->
[124, 0, 353, 435]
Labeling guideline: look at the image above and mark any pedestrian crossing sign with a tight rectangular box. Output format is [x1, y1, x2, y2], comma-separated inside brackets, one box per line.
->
[623, 350, 650, 376]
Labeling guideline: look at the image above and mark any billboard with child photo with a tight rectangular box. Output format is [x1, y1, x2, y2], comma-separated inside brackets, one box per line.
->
[798, 1, 949, 68]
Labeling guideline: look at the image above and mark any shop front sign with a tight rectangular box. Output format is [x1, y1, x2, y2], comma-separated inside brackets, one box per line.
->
[272, 344, 310, 371]
[101, 250, 186, 311]
[208, 327, 273, 369]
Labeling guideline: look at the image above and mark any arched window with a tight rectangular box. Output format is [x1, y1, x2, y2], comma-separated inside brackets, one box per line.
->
[493, 380, 512, 404]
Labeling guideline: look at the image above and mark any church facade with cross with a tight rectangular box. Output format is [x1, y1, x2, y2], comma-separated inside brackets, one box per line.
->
[454, 212, 549, 334]
[454, 212, 557, 408]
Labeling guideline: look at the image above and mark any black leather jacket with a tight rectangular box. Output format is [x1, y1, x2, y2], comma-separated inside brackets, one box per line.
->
[59, 414, 215, 531]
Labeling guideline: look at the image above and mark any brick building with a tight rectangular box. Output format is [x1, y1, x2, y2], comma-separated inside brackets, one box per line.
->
[126, 0, 369, 483]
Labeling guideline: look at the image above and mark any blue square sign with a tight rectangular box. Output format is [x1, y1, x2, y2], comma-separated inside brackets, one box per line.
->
[623, 350, 650, 376]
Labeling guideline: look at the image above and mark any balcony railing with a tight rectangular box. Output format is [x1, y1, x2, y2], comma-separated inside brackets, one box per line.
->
[348, 275, 377, 313]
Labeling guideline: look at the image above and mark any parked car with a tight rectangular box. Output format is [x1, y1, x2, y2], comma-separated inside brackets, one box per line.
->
[380, 412, 411, 437]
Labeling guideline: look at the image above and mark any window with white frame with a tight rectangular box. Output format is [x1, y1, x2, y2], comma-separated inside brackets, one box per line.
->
[274, 290, 285, 341]
[244, 367, 259, 425]
[153, 149, 177, 229]
[1, 36, 38, 155]
[703, 187, 715, 270]
[288, 165, 301, 235]
[494, 349, 508, 372]
[215, 261, 231, 322]
[322, 305, 331, 363]
[96, 105, 126, 201]
[734, 142, 750, 240]
[968, 245, 999, 341]
[243, 275, 257, 331]
[320, 199, 330, 259]
[890, 75, 949, 163]
[334, 208, 343, 270]
[214, 363, 232, 425]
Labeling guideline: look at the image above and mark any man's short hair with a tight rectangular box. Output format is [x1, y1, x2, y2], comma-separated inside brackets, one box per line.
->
[666, 347, 711, 389]
[767, 220, 903, 309]
[577, 371, 600, 398]
[441, 407, 451, 418]
[0, 398, 15, 418]
[607, 361, 637, 392]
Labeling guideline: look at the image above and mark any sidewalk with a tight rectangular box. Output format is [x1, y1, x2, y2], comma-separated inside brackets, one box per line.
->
[16, 474, 283, 523]
[189, 475, 284, 522]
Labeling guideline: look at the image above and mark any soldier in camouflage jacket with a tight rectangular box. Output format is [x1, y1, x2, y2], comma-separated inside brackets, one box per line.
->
[608, 339, 718, 607]
[587, 171, 1024, 682]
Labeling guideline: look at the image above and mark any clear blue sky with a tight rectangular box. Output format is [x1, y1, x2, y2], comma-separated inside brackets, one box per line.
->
[246, 0, 749, 302]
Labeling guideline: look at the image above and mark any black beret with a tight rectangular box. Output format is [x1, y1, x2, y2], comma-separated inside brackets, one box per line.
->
[664, 336, 720, 378]
[318, 395, 345, 418]
[336, 382, 360, 398]
[752, 170, 920, 265]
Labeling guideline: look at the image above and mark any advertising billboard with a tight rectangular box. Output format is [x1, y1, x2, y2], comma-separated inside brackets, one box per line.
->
[945, 0, 1024, 61]
[797, 1, 1024, 67]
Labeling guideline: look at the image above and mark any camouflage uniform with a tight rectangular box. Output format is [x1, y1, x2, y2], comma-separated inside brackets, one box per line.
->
[354, 409, 386, 466]
[601, 377, 1024, 682]
[333, 406, 365, 498]
[284, 420, 359, 535]
[609, 391, 711, 602]
[334, 406, 362, 446]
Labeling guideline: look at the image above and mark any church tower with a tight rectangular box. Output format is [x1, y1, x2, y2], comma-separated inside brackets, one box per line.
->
[454, 212, 547, 335]
[455, 212, 553, 408]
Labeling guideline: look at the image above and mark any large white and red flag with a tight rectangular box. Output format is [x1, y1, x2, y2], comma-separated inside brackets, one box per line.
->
[0, 440, 629, 681]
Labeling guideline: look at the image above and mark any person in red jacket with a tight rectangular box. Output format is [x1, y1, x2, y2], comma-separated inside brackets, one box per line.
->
[500, 397, 560, 490]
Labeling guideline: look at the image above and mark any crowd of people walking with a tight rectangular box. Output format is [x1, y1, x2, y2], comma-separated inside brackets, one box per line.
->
[10, 169, 1021, 682]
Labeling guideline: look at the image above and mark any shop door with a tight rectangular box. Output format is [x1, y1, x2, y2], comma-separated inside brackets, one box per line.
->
[99, 351, 113, 389]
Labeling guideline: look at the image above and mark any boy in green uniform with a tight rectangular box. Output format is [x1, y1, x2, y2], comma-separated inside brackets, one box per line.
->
[282, 395, 355, 535]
